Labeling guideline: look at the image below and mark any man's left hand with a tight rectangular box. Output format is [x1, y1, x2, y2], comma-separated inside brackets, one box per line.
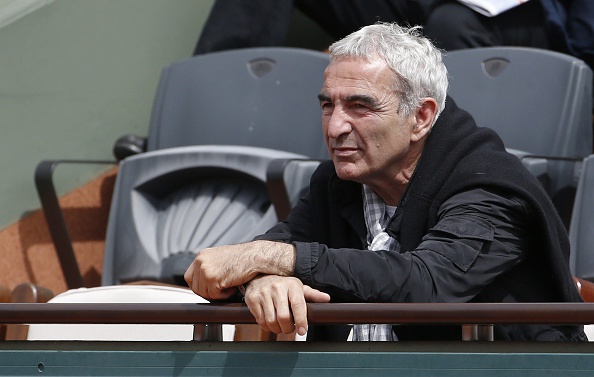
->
[244, 275, 331, 335]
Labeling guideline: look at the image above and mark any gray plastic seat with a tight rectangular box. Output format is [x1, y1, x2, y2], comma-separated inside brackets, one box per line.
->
[146, 47, 330, 159]
[102, 48, 330, 285]
[102, 145, 315, 285]
[443, 47, 592, 159]
[443, 47, 593, 225]
[569, 154, 594, 280]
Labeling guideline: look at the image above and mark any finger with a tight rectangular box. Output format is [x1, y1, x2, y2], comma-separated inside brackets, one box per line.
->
[183, 263, 194, 288]
[245, 295, 269, 333]
[303, 285, 331, 303]
[205, 283, 237, 301]
[218, 287, 239, 300]
[259, 301, 279, 334]
[245, 283, 278, 333]
[198, 270, 217, 300]
[198, 264, 227, 300]
[262, 297, 282, 334]
[273, 288, 295, 334]
[256, 306, 272, 334]
[288, 286, 308, 336]
[186, 260, 210, 299]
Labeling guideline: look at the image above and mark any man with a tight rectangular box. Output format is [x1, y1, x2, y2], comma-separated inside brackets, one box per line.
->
[185, 23, 587, 341]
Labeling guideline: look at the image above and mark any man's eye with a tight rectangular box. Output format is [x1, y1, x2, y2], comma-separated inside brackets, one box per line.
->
[352, 103, 369, 112]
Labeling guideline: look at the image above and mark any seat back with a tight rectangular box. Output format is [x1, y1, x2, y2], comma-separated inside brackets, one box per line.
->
[443, 47, 592, 159]
[443, 47, 593, 224]
[147, 47, 330, 159]
[102, 48, 330, 285]
[569, 154, 594, 280]
[102, 146, 309, 286]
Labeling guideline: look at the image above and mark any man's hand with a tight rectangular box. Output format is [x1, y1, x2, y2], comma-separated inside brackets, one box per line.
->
[184, 240, 296, 300]
[244, 275, 331, 336]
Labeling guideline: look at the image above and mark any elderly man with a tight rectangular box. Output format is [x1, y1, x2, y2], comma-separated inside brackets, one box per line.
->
[185, 23, 587, 341]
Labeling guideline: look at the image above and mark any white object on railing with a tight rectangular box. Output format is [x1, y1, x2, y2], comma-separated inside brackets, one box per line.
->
[26, 285, 235, 341]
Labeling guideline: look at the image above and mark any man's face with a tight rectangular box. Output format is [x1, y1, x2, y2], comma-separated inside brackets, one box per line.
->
[318, 57, 417, 186]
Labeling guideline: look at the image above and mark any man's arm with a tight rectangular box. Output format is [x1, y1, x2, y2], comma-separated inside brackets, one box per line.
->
[184, 239, 330, 335]
[183, 240, 296, 300]
[290, 188, 531, 303]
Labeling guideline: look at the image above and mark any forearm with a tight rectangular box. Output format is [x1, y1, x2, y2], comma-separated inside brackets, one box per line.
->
[294, 241, 412, 302]
[244, 240, 296, 277]
[184, 239, 296, 300]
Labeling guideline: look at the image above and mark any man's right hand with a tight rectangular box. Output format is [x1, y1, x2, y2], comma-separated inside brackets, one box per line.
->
[244, 275, 330, 336]
[183, 240, 297, 300]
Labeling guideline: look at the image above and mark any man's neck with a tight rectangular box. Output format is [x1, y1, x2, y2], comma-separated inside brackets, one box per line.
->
[368, 151, 421, 206]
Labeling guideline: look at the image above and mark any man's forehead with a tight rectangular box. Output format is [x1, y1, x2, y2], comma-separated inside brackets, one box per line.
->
[326, 56, 393, 79]
[321, 59, 394, 99]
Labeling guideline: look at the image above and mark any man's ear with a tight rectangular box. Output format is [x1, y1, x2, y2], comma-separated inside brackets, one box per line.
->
[411, 98, 438, 142]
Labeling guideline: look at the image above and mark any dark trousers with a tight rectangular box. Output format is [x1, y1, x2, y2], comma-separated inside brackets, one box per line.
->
[194, 0, 549, 54]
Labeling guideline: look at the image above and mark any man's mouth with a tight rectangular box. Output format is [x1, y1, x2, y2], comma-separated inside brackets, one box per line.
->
[332, 147, 358, 157]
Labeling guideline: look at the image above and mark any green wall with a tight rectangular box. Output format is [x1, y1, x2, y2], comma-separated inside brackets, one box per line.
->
[0, 0, 214, 228]
[0, 0, 332, 230]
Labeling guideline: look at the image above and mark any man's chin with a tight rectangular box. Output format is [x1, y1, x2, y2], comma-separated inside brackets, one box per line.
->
[333, 163, 363, 182]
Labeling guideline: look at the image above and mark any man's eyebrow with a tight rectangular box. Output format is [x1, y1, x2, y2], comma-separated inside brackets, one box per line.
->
[317, 93, 331, 103]
[344, 94, 379, 108]
[317, 93, 379, 108]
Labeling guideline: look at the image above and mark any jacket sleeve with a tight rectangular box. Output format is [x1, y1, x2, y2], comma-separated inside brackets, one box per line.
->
[261, 188, 532, 303]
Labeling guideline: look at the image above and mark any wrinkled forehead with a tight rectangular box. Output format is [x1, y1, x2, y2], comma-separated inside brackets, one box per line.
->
[322, 56, 397, 96]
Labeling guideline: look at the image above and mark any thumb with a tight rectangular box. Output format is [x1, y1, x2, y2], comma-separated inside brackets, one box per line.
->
[303, 285, 331, 303]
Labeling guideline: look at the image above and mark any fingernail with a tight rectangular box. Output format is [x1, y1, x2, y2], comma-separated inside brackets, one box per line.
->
[298, 326, 307, 336]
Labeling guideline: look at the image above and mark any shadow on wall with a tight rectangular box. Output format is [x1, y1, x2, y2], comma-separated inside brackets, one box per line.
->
[0, 168, 117, 294]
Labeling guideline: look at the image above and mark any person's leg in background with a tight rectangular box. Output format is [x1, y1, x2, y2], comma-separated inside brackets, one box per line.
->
[423, 1, 550, 51]
[194, 0, 295, 55]
[295, 0, 427, 40]
[194, 0, 429, 55]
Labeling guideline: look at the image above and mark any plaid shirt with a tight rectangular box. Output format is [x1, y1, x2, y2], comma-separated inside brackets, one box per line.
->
[351, 185, 400, 341]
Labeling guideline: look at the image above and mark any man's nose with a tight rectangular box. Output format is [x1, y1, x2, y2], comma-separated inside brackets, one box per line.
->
[326, 109, 352, 138]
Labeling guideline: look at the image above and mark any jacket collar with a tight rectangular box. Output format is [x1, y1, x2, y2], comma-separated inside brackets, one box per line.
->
[329, 170, 367, 244]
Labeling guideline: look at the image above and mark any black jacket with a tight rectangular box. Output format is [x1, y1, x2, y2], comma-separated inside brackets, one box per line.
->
[257, 98, 587, 341]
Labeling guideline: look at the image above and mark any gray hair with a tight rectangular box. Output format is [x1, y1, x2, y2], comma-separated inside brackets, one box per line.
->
[329, 22, 448, 118]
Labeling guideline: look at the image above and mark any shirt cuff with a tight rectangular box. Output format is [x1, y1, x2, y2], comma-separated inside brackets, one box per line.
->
[293, 241, 318, 286]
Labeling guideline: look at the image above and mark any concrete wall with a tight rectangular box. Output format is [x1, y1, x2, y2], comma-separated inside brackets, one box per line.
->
[0, 0, 213, 229]
[0, 0, 333, 231]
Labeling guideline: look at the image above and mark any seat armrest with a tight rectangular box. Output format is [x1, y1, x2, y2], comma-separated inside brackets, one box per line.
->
[35, 159, 115, 289]
[112, 134, 147, 161]
[4, 283, 54, 340]
[508, 149, 582, 182]
[266, 158, 323, 221]
[574, 277, 594, 302]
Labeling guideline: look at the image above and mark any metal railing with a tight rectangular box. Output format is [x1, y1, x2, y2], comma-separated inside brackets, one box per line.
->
[1, 302, 594, 341]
